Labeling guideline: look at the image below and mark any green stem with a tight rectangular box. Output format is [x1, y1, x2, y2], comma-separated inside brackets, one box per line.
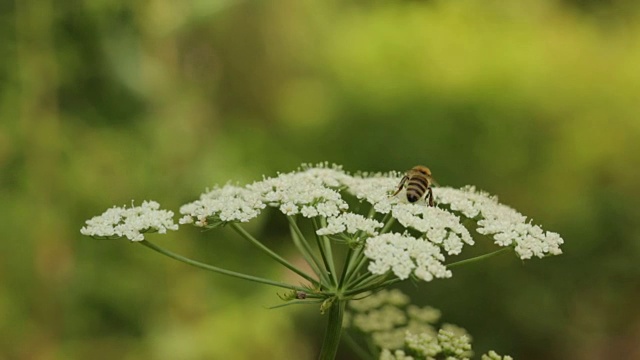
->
[337, 247, 354, 288]
[446, 247, 512, 268]
[380, 213, 396, 233]
[343, 248, 368, 286]
[230, 223, 320, 287]
[313, 218, 338, 287]
[343, 248, 512, 296]
[345, 270, 373, 289]
[318, 298, 346, 360]
[139, 240, 303, 291]
[314, 234, 333, 285]
[287, 216, 332, 286]
[344, 277, 400, 297]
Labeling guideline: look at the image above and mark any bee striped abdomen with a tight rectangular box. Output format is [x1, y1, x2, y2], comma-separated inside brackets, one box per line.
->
[406, 177, 427, 203]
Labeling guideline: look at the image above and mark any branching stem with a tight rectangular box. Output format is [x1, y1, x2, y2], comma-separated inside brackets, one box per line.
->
[230, 223, 321, 287]
[446, 247, 512, 268]
[139, 240, 304, 291]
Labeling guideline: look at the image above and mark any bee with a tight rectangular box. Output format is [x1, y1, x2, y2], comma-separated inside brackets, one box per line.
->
[392, 165, 435, 206]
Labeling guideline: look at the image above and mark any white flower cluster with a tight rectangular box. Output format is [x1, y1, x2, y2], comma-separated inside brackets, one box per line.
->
[404, 331, 442, 358]
[435, 186, 564, 259]
[176, 164, 563, 274]
[349, 289, 411, 313]
[401, 328, 472, 359]
[381, 348, 512, 360]
[436, 329, 473, 358]
[180, 165, 352, 227]
[80, 201, 178, 241]
[348, 289, 510, 360]
[316, 213, 384, 236]
[352, 305, 407, 333]
[342, 173, 401, 214]
[347, 290, 441, 351]
[179, 185, 265, 226]
[248, 169, 349, 218]
[392, 204, 474, 255]
[365, 233, 452, 282]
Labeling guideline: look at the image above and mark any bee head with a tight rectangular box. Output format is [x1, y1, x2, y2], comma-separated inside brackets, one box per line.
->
[407, 194, 419, 203]
[413, 165, 432, 177]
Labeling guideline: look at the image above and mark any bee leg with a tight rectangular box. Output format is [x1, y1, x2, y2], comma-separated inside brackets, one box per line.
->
[427, 187, 434, 207]
[391, 176, 408, 197]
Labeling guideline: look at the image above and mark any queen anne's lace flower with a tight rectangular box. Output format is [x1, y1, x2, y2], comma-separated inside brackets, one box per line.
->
[174, 164, 562, 275]
[364, 233, 452, 282]
[179, 185, 265, 226]
[348, 290, 490, 360]
[436, 186, 564, 259]
[81, 201, 178, 241]
[83, 165, 550, 360]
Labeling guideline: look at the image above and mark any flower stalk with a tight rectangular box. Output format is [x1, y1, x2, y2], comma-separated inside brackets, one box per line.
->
[446, 247, 512, 268]
[287, 216, 332, 286]
[318, 298, 346, 360]
[312, 217, 339, 286]
[139, 240, 305, 291]
[230, 223, 322, 287]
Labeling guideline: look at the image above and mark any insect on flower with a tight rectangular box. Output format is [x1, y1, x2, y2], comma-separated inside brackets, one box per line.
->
[392, 165, 436, 206]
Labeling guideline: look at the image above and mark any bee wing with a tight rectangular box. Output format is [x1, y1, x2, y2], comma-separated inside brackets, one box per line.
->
[430, 176, 440, 187]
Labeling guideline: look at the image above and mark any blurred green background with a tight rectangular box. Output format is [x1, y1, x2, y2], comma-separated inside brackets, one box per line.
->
[2, 0, 640, 358]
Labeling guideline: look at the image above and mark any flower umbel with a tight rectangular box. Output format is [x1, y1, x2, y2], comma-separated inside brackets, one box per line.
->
[176, 164, 563, 285]
[179, 184, 266, 227]
[92, 163, 566, 294]
[81, 163, 563, 359]
[346, 289, 510, 360]
[436, 186, 564, 259]
[364, 232, 451, 282]
[80, 200, 178, 241]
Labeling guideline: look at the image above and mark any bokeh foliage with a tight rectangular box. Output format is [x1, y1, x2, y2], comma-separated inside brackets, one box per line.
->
[1, 0, 639, 359]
